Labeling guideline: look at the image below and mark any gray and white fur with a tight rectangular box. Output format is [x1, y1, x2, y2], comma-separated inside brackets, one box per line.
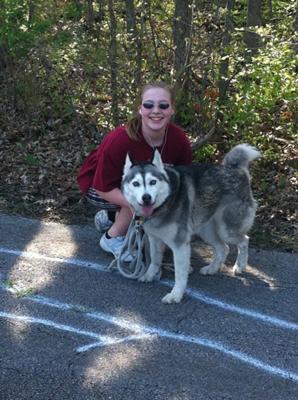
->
[122, 144, 260, 304]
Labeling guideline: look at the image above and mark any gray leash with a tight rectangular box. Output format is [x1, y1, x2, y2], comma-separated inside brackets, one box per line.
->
[107, 216, 151, 279]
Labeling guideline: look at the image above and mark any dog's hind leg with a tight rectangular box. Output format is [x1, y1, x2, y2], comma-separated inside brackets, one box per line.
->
[139, 236, 164, 282]
[198, 222, 229, 275]
[162, 243, 191, 304]
[200, 242, 229, 275]
[232, 235, 249, 274]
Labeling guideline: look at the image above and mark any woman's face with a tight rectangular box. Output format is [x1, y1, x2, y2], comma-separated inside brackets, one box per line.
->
[139, 87, 174, 134]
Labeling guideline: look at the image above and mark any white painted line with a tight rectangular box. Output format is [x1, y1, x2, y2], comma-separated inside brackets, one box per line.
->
[27, 294, 147, 334]
[0, 247, 107, 272]
[0, 310, 151, 353]
[161, 280, 298, 331]
[0, 310, 106, 341]
[76, 334, 152, 353]
[5, 292, 298, 382]
[1, 246, 297, 332]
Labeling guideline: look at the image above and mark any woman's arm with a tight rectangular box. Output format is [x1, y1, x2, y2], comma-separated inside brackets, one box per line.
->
[96, 188, 131, 208]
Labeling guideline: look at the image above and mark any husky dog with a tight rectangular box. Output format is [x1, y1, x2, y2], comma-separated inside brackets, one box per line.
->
[122, 144, 260, 304]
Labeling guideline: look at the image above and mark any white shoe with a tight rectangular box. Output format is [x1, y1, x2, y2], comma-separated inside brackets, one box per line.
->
[99, 234, 133, 262]
[94, 210, 113, 233]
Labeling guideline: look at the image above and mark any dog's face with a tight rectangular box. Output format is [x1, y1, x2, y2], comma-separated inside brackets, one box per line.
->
[122, 150, 170, 217]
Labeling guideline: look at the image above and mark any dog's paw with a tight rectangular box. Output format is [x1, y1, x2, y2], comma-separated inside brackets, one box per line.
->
[139, 269, 160, 282]
[232, 264, 245, 275]
[162, 291, 183, 304]
[200, 265, 218, 275]
[139, 264, 161, 282]
[139, 272, 154, 282]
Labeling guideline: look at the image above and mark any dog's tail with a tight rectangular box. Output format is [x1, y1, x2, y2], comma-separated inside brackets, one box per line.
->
[223, 144, 261, 170]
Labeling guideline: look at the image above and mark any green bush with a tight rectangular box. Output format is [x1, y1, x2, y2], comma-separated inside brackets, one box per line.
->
[193, 144, 218, 162]
[220, 37, 297, 162]
[0, 0, 54, 58]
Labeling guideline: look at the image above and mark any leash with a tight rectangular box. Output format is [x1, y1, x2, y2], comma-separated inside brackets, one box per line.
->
[107, 215, 151, 279]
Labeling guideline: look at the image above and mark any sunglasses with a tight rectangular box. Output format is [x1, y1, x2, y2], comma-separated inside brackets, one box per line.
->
[142, 101, 170, 110]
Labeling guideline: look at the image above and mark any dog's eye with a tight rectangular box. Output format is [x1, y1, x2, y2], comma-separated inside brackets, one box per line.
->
[132, 181, 140, 187]
[150, 179, 157, 185]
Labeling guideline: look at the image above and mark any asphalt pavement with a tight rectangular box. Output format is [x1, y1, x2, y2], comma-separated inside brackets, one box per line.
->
[0, 213, 297, 400]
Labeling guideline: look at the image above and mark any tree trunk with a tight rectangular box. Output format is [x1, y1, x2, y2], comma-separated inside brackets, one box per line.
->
[144, 0, 162, 74]
[244, 0, 263, 54]
[108, 0, 119, 125]
[295, 0, 298, 31]
[0, 0, 8, 69]
[27, 0, 35, 27]
[125, 0, 136, 34]
[86, 0, 95, 28]
[247, 0, 262, 25]
[125, 0, 142, 91]
[293, 0, 298, 53]
[94, 0, 105, 41]
[267, 0, 273, 19]
[173, 0, 192, 86]
[218, 0, 234, 103]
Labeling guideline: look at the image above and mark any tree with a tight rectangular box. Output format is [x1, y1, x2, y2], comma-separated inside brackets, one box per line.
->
[244, 0, 263, 53]
[125, 0, 137, 34]
[28, 0, 36, 27]
[125, 0, 142, 91]
[108, 0, 119, 125]
[218, 0, 235, 103]
[86, 0, 95, 28]
[173, 0, 192, 88]
[294, 0, 298, 53]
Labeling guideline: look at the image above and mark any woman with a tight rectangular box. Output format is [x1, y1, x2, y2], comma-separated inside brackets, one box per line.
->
[77, 82, 192, 258]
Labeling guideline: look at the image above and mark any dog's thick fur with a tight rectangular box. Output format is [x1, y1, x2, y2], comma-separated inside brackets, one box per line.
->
[122, 144, 260, 303]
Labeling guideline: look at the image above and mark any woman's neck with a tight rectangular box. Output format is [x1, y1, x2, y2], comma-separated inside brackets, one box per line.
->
[142, 127, 167, 148]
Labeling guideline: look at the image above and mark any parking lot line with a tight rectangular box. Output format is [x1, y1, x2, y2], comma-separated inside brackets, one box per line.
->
[1, 287, 298, 382]
[0, 310, 151, 353]
[1, 246, 297, 331]
[162, 280, 298, 330]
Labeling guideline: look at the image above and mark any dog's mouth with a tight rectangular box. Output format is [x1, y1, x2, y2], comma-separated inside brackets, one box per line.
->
[140, 203, 155, 217]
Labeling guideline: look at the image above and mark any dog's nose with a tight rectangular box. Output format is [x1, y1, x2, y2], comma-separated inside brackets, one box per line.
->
[142, 193, 152, 205]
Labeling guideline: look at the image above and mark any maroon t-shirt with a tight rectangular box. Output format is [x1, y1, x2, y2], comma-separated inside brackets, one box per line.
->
[77, 123, 192, 193]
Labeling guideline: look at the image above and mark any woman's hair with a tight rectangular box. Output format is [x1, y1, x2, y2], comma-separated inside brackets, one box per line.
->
[126, 82, 175, 141]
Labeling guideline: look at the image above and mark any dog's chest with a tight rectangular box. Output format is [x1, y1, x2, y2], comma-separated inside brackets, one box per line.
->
[144, 219, 178, 241]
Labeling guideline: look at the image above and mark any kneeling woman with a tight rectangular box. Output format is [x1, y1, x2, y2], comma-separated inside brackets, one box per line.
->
[77, 82, 192, 258]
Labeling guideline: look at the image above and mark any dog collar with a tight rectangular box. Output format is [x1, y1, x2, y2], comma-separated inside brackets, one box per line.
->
[134, 214, 145, 226]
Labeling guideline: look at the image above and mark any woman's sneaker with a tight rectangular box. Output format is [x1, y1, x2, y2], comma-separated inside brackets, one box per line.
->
[99, 233, 133, 262]
[94, 210, 113, 233]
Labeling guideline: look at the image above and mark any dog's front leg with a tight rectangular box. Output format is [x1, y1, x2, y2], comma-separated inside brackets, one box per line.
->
[139, 235, 164, 282]
[162, 243, 191, 304]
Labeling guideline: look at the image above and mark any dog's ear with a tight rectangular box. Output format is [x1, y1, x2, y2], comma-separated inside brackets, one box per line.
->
[123, 152, 133, 176]
[152, 149, 166, 173]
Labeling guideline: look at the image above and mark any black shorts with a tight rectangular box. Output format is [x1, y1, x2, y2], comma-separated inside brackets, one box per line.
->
[85, 187, 120, 211]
